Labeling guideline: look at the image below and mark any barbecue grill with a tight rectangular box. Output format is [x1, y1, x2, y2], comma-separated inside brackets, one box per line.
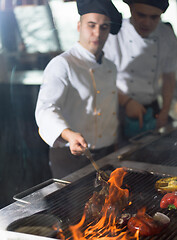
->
[3, 167, 177, 240]
[1, 124, 177, 240]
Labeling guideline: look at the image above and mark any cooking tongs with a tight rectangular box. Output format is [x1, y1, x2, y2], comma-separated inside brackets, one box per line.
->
[84, 147, 109, 182]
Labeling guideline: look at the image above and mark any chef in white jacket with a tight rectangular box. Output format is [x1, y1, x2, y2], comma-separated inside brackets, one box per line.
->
[104, 0, 177, 140]
[35, 0, 122, 178]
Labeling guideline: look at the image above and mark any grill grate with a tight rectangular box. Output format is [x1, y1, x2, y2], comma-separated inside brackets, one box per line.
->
[122, 130, 177, 166]
[7, 165, 177, 239]
[44, 166, 177, 239]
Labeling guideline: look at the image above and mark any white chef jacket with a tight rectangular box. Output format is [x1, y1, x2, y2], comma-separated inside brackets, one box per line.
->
[104, 19, 177, 105]
[35, 42, 118, 149]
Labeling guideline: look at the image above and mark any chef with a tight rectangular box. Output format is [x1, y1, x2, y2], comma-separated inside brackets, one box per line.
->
[104, 0, 177, 140]
[35, 0, 122, 178]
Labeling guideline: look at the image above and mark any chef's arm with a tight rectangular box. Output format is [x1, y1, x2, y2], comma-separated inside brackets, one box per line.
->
[118, 90, 146, 128]
[61, 128, 87, 155]
[157, 72, 176, 127]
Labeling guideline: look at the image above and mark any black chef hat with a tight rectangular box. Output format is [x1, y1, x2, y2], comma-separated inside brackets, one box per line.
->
[123, 0, 169, 12]
[76, 0, 122, 34]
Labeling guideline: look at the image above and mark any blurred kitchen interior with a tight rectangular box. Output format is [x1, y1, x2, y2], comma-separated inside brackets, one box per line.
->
[0, 0, 177, 209]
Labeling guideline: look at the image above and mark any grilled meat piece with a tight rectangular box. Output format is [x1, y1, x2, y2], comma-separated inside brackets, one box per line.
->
[85, 185, 109, 218]
[85, 175, 129, 218]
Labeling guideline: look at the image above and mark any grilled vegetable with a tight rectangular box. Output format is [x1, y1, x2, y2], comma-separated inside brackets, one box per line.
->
[127, 212, 170, 236]
[155, 177, 177, 192]
[128, 214, 160, 236]
[160, 192, 177, 209]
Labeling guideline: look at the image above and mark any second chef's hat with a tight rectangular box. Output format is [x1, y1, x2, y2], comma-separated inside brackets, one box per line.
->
[123, 0, 169, 13]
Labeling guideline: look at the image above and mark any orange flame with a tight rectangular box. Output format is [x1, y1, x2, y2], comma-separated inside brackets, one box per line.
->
[62, 168, 139, 240]
[53, 168, 140, 240]
[106, 168, 129, 208]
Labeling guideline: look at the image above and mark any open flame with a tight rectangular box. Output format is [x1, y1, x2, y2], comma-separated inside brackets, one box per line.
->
[55, 168, 140, 240]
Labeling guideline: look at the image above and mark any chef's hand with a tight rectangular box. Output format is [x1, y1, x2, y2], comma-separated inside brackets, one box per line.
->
[125, 99, 146, 128]
[156, 109, 169, 128]
[61, 128, 87, 155]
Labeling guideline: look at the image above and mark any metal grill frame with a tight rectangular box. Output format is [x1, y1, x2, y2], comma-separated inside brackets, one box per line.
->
[7, 166, 177, 240]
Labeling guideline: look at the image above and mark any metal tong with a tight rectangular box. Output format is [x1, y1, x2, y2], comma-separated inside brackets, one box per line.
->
[84, 147, 109, 182]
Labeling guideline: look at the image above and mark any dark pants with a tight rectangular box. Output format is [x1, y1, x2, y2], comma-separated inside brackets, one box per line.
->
[49, 144, 116, 179]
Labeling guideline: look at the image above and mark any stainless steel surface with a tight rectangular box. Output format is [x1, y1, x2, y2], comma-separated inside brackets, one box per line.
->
[0, 179, 70, 231]
[13, 179, 71, 204]
[7, 213, 60, 238]
[0, 230, 53, 240]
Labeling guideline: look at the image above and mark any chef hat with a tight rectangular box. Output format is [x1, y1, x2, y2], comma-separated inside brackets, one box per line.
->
[123, 0, 169, 12]
[76, 0, 122, 34]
